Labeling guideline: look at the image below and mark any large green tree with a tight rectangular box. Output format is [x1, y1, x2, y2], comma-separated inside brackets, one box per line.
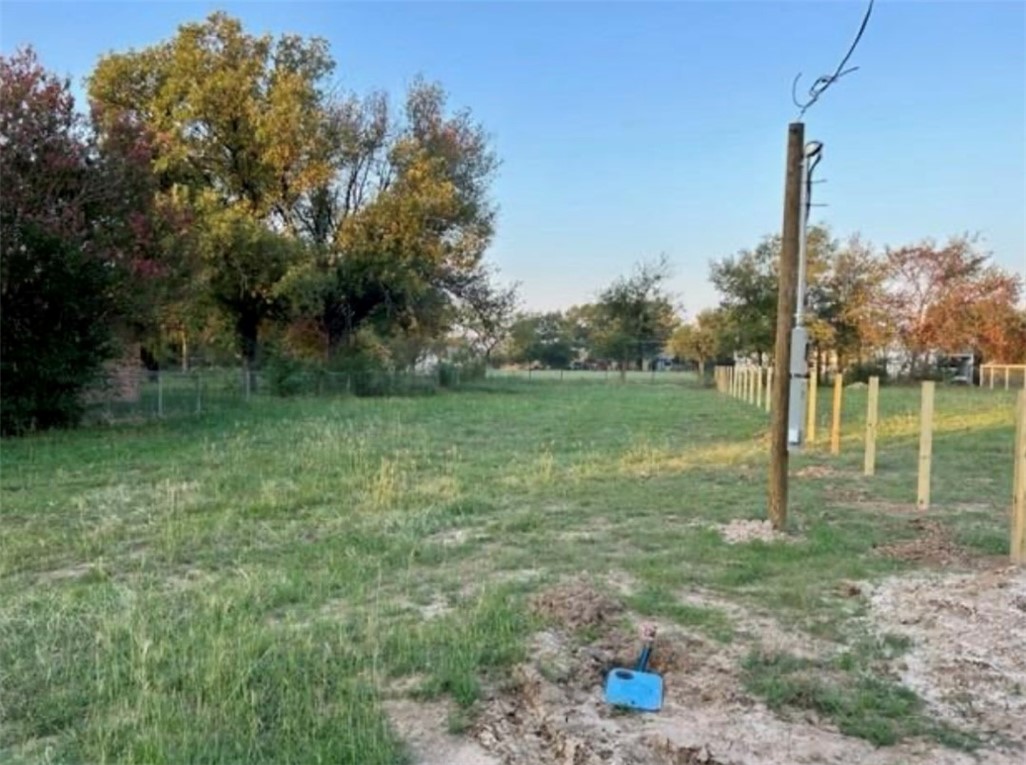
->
[667, 308, 733, 378]
[88, 13, 336, 370]
[594, 257, 679, 379]
[709, 226, 835, 359]
[292, 79, 503, 365]
[814, 235, 892, 369]
[504, 312, 575, 368]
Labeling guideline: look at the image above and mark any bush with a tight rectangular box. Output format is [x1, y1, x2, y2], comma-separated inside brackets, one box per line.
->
[265, 349, 308, 397]
[437, 360, 487, 389]
[1, 227, 118, 435]
[846, 361, 889, 386]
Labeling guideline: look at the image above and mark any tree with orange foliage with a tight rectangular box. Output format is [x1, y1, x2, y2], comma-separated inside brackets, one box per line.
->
[883, 236, 1022, 373]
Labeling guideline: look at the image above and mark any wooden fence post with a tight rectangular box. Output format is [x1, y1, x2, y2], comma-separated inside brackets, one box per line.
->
[864, 376, 880, 476]
[917, 381, 935, 511]
[765, 367, 773, 413]
[1011, 389, 1026, 564]
[747, 367, 755, 405]
[806, 362, 818, 444]
[830, 373, 843, 455]
[756, 367, 763, 409]
[990, 366, 995, 390]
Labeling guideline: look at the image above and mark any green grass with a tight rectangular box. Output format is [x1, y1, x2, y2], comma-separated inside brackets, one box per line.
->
[742, 646, 981, 750]
[1, 376, 1017, 762]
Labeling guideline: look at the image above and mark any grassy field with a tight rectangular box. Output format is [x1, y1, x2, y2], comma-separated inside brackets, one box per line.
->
[1, 375, 1019, 763]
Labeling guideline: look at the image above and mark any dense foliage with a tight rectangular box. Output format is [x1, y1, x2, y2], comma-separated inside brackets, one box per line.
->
[0, 49, 181, 434]
[1, 15, 514, 432]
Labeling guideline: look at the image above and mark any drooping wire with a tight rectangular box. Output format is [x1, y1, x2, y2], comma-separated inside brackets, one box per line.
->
[805, 151, 824, 221]
[792, 0, 875, 119]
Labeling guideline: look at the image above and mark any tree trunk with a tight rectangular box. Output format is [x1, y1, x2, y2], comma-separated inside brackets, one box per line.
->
[323, 296, 355, 361]
[237, 312, 260, 391]
[699, 357, 707, 381]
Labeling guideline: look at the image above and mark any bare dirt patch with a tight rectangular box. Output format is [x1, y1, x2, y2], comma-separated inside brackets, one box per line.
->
[876, 518, 975, 567]
[676, 588, 829, 660]
[459, 579, 1009, 764]
[853, 499, 920, 515]
[427, 527, 492, 547]
[717, 519, 793, 545]
[794, 465, 839, 479]
[385, 698, 500, 765]
[36, 562, 95, 584]
[162, 566, 216, 591]
[869, 565, 1026, 752]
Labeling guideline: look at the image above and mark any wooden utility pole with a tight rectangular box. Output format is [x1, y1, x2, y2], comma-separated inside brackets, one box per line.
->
[768, 122, 804, 530]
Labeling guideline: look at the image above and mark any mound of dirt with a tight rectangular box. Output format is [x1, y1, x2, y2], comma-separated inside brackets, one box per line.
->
[529, 580, 623, 631]
[718, 519, 790, 545]
[869, 566, 1026, 750]
[876, 518, 974, 567]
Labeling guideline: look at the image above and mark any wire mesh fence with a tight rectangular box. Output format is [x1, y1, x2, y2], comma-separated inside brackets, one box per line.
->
[486, 367, 705, 385]
[82, 367, 455, 425]
[81, 364, 708, 425]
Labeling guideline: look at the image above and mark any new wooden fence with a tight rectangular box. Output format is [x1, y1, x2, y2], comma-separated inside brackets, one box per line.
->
[715, 363, 1026, 565]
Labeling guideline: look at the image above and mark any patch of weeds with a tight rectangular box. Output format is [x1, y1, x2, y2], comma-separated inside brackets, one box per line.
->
[446, 707, 473, 735]
[626, 586, 734, 642]
[0, 584, 406, 764]
[382, 587, 532, 708]
[742, 650, 980, 750]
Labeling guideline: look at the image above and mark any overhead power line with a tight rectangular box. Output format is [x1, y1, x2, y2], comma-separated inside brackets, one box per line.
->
[792, 0, 875, 119]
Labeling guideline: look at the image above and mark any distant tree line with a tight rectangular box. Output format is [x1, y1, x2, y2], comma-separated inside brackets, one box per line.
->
[1, 14, 516, 434]
[499, 257, 679, 380]
[706, 226, 1025, 379]
[504, 227, 1024, 382]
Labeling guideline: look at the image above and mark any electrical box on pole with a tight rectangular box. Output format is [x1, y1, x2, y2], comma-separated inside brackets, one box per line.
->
[788, 325, 809, 448]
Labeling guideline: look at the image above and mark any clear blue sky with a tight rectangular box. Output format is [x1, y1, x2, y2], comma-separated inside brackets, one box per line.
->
[2, 0, 1024, 315]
